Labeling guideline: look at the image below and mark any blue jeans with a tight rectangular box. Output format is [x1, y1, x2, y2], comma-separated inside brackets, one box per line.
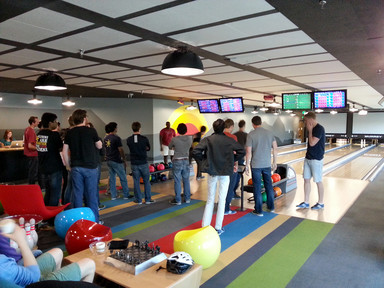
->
[42, 170, 62, 206]
[63, 171, 73, 209]
[132, 164, 151, 202]
[71, 167, 99, 222]
[251, 167, 274, 213]
[172, 159, 190, 203]
[224, 172, 238, 212]
[107, 161, 129, 198]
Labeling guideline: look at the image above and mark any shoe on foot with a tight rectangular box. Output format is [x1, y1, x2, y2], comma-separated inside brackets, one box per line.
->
[311, 203, 324, 210]
[296, 202, 309, 209]
[170, 199, 181, 205]
[251, 210, 263, 217]
[145, 199, 155, 204]
[185, 199, 191, 204]
[98, 204, 106, 210]
[98, 220, 104, 225]
[224, 210, 237, 215]
[133, 200, 142, 205]
[111, 195, 120, 200]
[124, 195, 134, 199]
[216, 228, 225, 235]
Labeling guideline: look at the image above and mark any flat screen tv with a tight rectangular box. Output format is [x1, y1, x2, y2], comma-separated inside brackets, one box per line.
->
[219, 97, 244, 113]
[197, 99, 220, 113]
[282, 92, 312, 110]
[313, 89, 347, 109]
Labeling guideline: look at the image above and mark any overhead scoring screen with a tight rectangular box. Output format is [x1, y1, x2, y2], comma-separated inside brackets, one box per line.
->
[219, 97, 244, 113]
[197, 99, 220, 113]
[313, 90, 347, 109]
[282, 92, 312, 110]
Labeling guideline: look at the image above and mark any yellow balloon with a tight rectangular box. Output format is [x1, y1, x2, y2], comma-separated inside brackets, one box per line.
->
[173, 225, 221, 269]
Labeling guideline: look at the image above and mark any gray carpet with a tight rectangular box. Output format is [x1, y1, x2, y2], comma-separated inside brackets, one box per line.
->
[287, 172, 384, 288]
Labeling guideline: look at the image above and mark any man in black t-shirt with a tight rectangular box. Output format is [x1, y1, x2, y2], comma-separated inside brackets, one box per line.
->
[296, 112, 325, 210]
[126, 122, 154, 205]
[63, 109, 102, 223]
[36, 112, 63, 206]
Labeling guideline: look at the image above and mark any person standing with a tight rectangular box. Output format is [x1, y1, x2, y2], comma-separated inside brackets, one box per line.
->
[159, 121, 176, 164]
[36, 112, 63, 206]
[62, 109, 102, 223]
[168, 123, 193, 205]
[127, 122, 154, 205]
[245, 116, 277, 216]
[104, 122, 131, 200]
[232, 119, 248, 198]
[296, 111, 325, 210]
[192, 119, 244, 235]
[192, 125, 206, 180]
[24, 116, 39, 184]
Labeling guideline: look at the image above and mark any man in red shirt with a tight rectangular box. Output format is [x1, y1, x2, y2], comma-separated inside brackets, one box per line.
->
[159, 121, 176, 164]
[24, 116, 39, 184]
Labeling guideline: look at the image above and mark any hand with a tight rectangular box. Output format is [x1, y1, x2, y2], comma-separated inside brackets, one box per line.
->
[2, 225, 26, 245]
[272, 163, 277, 172]
[234, 164, 238, 173]
[245, 165, 250, 176]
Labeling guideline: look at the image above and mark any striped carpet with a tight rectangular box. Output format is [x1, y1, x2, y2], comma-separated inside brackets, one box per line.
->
[92, 192, 334, 287]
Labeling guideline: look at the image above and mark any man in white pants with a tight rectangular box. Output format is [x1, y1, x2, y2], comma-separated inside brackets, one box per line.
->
[192, 119, 244, 235]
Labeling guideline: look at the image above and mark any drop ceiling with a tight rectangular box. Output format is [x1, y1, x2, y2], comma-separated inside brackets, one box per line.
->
[1, 0, 384, 109]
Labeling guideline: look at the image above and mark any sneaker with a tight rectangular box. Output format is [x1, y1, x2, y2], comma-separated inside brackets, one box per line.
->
[311, 203, 324, 210]
[216, 228, 225, 236]
[224, 210, 237, 215]
[124, 195, 134, 199]
[133, 200, 142, 205]
[98, 220, 104, 225]
[185, 199, 191, 204]
[98, 204, 106, 211]
[170, 199, 181, 205]
[251, 210, 264, 217]
[111, 195, 120, 200]
[145, 199, 155, 205]
[268, 209, 275, 213]
[296, 202, 310, 209]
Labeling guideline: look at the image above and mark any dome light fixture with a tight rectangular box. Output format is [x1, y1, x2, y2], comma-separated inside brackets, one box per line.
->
[358, 107, 368, 116]
[315, 108, 324, 113]
[251, 106, 259, 114]
[259, 102, 268, 111]
[349, 103, 359, 112]
[34, 71, 67, 91]
[62, 95, 75, 107]
[268, 96, 281, 108]
[28, 91, 42, 105]
[330, 110, 338, 115]
[285, 109, 293, 113]
[161, 47, 204, 77]
[186, 100, 197, 111]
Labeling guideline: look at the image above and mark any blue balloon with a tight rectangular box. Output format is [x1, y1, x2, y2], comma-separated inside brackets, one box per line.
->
[54, 207, 96, 239]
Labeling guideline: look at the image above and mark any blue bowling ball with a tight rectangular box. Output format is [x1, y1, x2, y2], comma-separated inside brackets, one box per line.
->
[54, 207, 96, 239]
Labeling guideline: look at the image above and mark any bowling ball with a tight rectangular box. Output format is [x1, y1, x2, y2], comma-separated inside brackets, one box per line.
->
[164, 163, 169, 169]
[273, 187, 282, 197]
[157, 163, 165, 171]
[248, 179, 253, 185]
[149, 165, 155, 173]
[262, 192, 267, 203]
[160, 174, 167, 181]
[271, 173, 281, 183]
[168, 162, 173, 169]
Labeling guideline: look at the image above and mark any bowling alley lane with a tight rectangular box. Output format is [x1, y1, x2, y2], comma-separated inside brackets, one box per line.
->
[325, 145, 384, 179]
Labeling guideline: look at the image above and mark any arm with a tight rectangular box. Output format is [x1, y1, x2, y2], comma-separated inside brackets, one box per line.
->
[271, 140, 277, 172]
[28, 142, 37, 151]
[62, 144, 71, 171]
[95, 140, 102, 150]
[306, 121, 320, 147]
[245, 146, 252, 176]
[118, 146, 127, 168]
[159, 131, 163, 151]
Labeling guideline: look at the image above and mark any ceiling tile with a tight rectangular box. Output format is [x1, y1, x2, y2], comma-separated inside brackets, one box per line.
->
[120, 54, 166, 67]
[254, 53, 336, 69]
[145, 78, 202, 88]
[96, 70, 152, 79]
[30, 58, 98, 72]
[0, 49, 59, 65]
[126, 74, 171, 82]
[64, 64, 127, 75]
[65, 77, 99, 85]
[265, 61, 349, 77]
[195, 71, 266, 83]
[0, 8, 92, 43]
[290, 72, 360, 83]
[78, 80, 123, 87]
[0, 68, 40, 78]
[0, 44, 15, 53]
[99, 83, 151, 91]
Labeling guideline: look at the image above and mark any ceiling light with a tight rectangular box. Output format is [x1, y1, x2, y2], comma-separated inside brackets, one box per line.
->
[290, 113, 296, 117]
[34, 71, 67, 91]
[330, 110, 338, 115]
[0, 97, 2, 102]
[28, 92, 42, 105]
[62, 95, 75, 107]
[251, 106, 259, 114]
[349, 103, 359, 112]
[161, 47, 204, 76]
[285, 109, 293, 113]
[259, 102, 268, 111]
[273, 111, 279, 116]
[186, 100, 197, 110]
[358, 108, 368, 115]
[315, 108, 324, 113]
[268, 96, 281, 108]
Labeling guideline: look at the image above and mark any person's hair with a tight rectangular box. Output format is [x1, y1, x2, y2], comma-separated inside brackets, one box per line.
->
[41, 112, 57, 128]
[3, 129, 13, 141]
[224, 119, 234, 129]
[132, 122, 141, 132]
[200, 126, 207, 133]
[72, 109, 87, 125]
[68, 115, 74, 127]
[105, 122, 117, 133]
[238, 120, 246, 128]
[252, 116, 262, 126]
[166, 121, 170, 128]
[28, 116, 38, 125]
[177, 123, 187, 135]
[213, 119, 225, 133]
[38, 121, 42, 129]
[304, 111, 316, 120]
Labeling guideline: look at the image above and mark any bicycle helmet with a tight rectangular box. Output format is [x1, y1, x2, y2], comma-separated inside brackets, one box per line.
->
[166, 251, 194, 274]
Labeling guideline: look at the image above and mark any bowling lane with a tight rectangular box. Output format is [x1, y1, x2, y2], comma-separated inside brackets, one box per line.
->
[277, 143, 306, 153]
[288, 144, 362, 175]
[325, 146, 384, 179]
[277, 143, 336, 163]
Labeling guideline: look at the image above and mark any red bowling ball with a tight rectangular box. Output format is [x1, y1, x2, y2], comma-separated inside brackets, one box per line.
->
[157, 163, 165, 171]
[149, 165, 155, 173]
[65, 219, 112, 255]
[271, 173, 281, 183]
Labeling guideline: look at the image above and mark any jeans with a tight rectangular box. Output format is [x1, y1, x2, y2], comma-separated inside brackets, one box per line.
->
[172, 159, 190, 203]
[71, 167, 99, 222]
[63, 171, 73, 209]
[27, 156, 38, 184]
[202, 175, 229, 230]
[224, 172, 239, 212]
[42, 170, 62, 206]
[107, 161, 129, 198]
[251, 167, 274, 213]
[131, 164, 151, 202]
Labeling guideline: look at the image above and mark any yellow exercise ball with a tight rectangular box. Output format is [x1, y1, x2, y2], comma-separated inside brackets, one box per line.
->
[173, 225, 221, 269]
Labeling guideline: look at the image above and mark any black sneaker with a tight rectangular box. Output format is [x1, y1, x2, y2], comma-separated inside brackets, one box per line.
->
[170, 199, 181, 205]
[216, 228, 225, 235]
[145, 199, 155, 205]
[251, 210, 263, 217]
[133, 200, 142, 205]
[98, 204, 106, 211]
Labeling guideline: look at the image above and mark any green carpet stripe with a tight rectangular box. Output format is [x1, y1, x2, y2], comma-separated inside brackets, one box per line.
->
[112, 201, 206, 238]
[228, 219, 334, 288]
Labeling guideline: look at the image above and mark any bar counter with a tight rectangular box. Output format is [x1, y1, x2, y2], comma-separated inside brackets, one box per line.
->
[0, 147, 28, 183]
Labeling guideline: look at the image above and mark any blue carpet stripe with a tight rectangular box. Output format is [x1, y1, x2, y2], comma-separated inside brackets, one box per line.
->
[110, 199, 201, 233]
[101, 192, 159, 208]
[221, 212, 277, 251]
[201, 217, 304, 288]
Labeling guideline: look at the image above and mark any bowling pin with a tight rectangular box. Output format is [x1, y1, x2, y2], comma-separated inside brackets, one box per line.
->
[29, 218, 38, 247]
[19, 217, 26, 237]
[360, 139, 363, 148]
[363, 139, 366, 147]
[24, 223, 34, 250]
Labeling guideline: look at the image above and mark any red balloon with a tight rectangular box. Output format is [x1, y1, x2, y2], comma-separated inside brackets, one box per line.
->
[65, 219, 112, 255]
[271, 173, 281, 183]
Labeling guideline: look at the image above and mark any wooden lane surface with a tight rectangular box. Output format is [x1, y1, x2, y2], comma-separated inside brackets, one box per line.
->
[277, 143, 336, 164]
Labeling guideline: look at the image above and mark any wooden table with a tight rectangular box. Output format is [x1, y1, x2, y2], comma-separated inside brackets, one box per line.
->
[64, 246, 202, 288]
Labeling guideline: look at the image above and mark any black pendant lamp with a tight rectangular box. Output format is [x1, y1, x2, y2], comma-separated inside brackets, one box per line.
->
[161, 47, 204, 77]
[34, 71, 67, 91]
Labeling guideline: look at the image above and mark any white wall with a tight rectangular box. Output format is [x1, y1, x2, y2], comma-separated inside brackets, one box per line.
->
[316, 112, 347, 134]
[353, 112, 384, 134]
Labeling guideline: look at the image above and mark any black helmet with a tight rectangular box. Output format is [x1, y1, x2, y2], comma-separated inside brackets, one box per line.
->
[166, 252, 194, 274]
